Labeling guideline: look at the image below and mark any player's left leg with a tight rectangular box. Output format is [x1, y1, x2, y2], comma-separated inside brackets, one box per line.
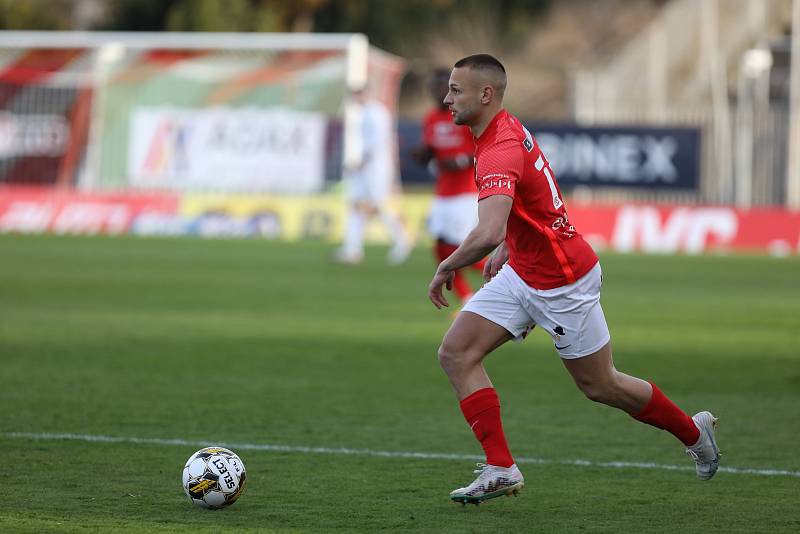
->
[561, 342, 651, 413]
[562, 345, 720, 480]
[537, 263, 720, 480]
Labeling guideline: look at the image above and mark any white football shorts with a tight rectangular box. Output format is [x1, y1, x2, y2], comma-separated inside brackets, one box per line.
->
[427, 193, 479, 245]
[462, 262, 610, 359]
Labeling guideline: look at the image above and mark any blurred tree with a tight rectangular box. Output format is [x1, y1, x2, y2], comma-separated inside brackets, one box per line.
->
[104, 0, 335, 33]
[312, 0, 551, 55]
[166, 0, 255, 32]
[99, 0, 551, 55]
[101, 0, 181, 31]
[0, 0, 73, 30]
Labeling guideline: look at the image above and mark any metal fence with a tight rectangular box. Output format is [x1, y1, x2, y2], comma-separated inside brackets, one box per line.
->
[572, 0, 798, 208]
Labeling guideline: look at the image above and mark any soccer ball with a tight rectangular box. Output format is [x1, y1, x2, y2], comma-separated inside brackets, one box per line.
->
[182, 446, 247, 509]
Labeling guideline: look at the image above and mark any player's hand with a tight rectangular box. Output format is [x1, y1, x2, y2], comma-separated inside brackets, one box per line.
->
[411, 145, 433, 164]
[428, 268, 455, 309]
[483, 244, 508, 282]
[482, 257, 496, 282]
[441, 153, 471, 171]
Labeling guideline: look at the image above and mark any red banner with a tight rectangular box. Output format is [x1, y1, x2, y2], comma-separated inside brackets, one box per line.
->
[0, 186, 179, 234]
[568, 203, 800, 255]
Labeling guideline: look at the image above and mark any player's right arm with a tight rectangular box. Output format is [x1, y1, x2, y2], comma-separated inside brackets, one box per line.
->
[472, 136, 521, 283]
[429, 195, 511, 309]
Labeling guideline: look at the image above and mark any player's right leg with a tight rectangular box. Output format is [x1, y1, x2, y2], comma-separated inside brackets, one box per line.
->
[449, 463, 524, 506]
[440, 268, 536, 504]
[438, 310, 512, 401]
[439, 311, 523, 504]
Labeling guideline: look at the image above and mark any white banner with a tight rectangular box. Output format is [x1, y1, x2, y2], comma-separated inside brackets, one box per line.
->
[128, 107, 327, 193]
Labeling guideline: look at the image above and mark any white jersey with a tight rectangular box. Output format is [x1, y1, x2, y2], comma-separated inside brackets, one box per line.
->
[346, 99, 396, 203]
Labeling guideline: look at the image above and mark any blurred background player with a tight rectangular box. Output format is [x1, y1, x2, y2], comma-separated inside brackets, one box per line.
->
[335, 87, 410, 265]
[413, 68, 485, 303]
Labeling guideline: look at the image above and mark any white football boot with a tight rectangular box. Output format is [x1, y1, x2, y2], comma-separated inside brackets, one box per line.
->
[449, 463, 524, 505]
[332, 247, 363, 264]
[685, 411, 721, 481]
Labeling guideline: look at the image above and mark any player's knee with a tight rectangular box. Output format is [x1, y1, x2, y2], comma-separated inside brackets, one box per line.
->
[575, 377, 616, 405]
[437, 342, 475, 375]
[437, 343, 459, 373]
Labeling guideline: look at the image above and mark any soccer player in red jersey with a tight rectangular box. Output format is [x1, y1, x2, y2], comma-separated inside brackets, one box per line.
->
[414, 69, 485, 303]
[427, 54, 720, 505]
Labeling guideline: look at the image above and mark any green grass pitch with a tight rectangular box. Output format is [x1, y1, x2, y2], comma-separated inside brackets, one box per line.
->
[0, 234, 798, 533]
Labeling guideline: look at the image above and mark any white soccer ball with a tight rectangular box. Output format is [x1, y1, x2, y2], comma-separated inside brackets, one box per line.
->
[182, 446, 247, 509]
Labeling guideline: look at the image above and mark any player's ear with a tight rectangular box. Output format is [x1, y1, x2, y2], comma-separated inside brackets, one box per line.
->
[480, 85, 494, 105]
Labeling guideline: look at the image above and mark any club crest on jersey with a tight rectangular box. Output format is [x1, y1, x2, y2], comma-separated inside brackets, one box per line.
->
[522, 126, 534, 152]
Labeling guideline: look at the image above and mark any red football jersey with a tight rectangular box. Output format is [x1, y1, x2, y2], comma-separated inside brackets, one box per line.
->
[422, 108, 476, 197]
[475, 109, 598, 289]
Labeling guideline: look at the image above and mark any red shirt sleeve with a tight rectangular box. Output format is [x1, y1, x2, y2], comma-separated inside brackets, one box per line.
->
[476, 138, 524, 200]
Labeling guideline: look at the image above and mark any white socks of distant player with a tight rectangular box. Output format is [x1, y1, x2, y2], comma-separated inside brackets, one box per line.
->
[378, 208, 408, 250]
[342, 208, 366, 257]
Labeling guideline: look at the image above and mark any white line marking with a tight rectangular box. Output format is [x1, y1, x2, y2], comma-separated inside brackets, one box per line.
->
[5, 431, 800, 478]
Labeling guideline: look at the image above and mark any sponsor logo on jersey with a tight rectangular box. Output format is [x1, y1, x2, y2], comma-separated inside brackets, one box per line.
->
[479, 173, 513, 191]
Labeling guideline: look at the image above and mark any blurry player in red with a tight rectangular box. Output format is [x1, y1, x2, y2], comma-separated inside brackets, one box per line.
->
[427, 55, 720, 505]
[414, 69, 484, 303]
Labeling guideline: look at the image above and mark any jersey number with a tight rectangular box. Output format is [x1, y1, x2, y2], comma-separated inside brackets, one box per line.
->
[535, 154, 563, 210]
[522, 125, 563, 210]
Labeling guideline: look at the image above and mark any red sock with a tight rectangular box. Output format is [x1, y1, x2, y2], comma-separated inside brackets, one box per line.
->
[633, 382, 700, 446]
[459, 388, 514, 467]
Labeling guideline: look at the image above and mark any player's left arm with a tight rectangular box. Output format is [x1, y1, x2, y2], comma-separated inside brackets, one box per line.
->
[428, 195, 512, 308]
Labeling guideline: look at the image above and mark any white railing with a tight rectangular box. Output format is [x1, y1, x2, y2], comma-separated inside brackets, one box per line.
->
[573, 0, 796, 207]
